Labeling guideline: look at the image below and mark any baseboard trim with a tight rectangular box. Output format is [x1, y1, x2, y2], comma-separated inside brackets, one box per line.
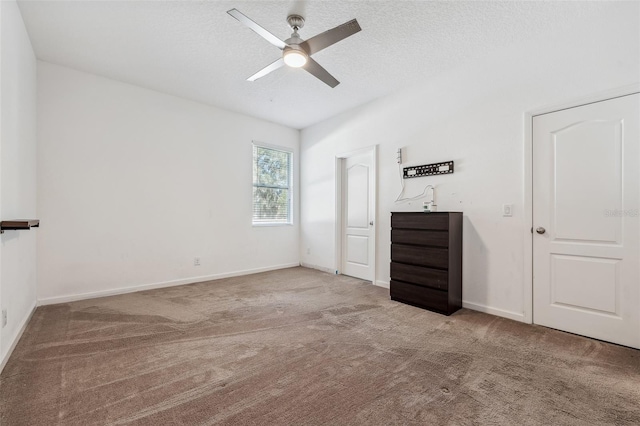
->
[0, 301, 37, 374]
[38, 263, 300, 306]
[299, 262, 337, 275]
[462, 300, 525, 322]
[374, 280, 390, 289]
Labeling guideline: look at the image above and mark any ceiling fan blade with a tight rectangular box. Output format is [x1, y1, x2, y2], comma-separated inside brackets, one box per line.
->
[299, 19, 361, 56]
[247, 58, 285, 81]
[303, 58, 339, 88]
[227, 9, 287, 50]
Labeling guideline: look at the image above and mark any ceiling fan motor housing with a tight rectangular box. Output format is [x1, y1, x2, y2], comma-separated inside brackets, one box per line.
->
[284, 44, 306, 55]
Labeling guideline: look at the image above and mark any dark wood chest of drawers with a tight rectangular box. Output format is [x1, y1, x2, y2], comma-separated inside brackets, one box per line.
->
[390, 212, 462, 315]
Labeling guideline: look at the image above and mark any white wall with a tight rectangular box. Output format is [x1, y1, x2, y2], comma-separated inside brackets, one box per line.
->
[300, 2, 640, 321]
[0, 0, 38, 365]
[37, 62, 300, 303]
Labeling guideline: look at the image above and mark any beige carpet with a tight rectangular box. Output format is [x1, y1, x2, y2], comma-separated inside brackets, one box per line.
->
[1, 267, 639, 425]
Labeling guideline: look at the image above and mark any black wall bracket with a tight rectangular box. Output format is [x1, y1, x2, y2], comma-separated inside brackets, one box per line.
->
[1, 220, 40, 234]
[403, 161, 454, 179]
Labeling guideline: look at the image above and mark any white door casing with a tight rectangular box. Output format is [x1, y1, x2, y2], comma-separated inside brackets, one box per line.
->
[340, 148, 376, 281]
[533, 93, 640, 348]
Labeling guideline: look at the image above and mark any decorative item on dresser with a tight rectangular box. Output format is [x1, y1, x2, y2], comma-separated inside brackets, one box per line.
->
[390, 212, 462, 315]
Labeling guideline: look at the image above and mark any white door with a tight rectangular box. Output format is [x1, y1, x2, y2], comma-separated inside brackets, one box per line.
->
[533, 93, 640, 348]
[341, 149, 375, 281]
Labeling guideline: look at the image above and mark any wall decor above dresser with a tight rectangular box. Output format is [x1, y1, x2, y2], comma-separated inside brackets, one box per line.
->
[390, 212, 462, 315]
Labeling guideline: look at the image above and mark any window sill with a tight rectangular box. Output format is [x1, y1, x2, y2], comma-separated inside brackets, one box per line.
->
[252, 222, 294, 227]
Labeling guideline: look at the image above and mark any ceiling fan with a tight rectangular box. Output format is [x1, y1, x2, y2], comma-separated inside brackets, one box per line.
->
[227, 9, 361, 88]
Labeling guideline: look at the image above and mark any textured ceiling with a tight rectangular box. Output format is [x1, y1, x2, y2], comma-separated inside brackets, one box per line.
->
[17, 1, 607, 129]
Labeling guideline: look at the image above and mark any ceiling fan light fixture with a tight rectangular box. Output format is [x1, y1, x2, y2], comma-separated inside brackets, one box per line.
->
[283, 48, 308, 68]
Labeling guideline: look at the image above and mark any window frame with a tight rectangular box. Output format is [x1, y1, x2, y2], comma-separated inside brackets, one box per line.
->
[252, 142, 294, 226]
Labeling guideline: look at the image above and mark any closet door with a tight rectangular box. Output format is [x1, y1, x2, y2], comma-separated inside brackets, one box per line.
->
[533, 93, 639, 348]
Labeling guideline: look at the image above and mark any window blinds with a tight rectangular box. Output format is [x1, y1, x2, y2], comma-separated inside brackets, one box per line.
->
[252, 145, 292, 224]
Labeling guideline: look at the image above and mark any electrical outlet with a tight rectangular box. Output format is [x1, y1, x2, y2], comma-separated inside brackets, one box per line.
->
[2, 309, 7, 328]
[194, 257, 201, 266]
[306, 248, 311, 255]
[503, 204, 513, 217]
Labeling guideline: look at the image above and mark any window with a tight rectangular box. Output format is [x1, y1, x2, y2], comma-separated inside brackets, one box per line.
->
[252, 144, 292, 225]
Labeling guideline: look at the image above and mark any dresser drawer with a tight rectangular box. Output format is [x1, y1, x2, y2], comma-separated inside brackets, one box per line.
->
[391, 213, 448, 230]
[390, 262, 448, 290]
[391, 244, 448, 269]
[390, 280, 449, 313]
[391, 229, 448, 248]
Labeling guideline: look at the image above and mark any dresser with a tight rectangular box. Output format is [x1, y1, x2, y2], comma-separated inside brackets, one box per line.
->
[390, 212, 462, 315]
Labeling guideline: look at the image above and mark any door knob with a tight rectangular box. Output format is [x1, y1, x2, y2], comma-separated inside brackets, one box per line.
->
[369, 221, 374, 226]
[536, 227, 546, 234]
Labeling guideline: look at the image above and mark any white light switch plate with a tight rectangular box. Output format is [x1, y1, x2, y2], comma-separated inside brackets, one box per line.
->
[503, 204, 513, 217]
